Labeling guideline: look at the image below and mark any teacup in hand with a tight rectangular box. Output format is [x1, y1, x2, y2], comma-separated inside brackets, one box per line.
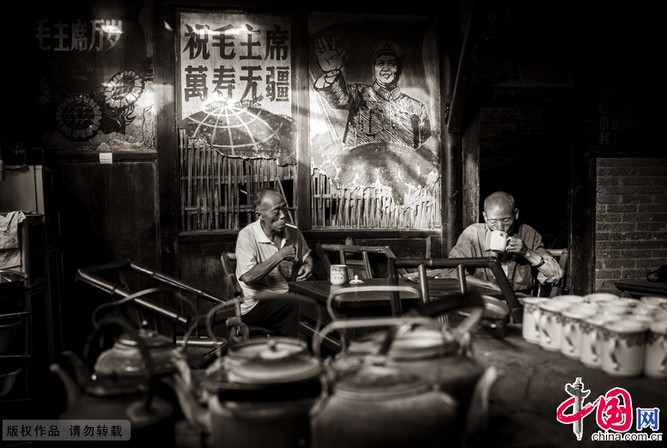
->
[489, 230, 509, 253]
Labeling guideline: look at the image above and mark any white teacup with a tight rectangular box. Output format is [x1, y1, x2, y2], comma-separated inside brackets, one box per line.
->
[580, 315, 619, 369]
[520, 297, 548, 344]
[601, 320, 649, 377]
[641, 296, 667, 309]
[633, 303, 660, 318]
[561, 305, 598, 359]
[553, 295, 585, 305]
[598, 301, 631, 316]
[628, 314, 653, 327]
[330, 264, 348, 286]
[489, 230, 508, 253]
[584, 292, 618, 304]
[538, 300, 572, 352]
[616, 298, 639, 308]
[645, 320, 667, 379]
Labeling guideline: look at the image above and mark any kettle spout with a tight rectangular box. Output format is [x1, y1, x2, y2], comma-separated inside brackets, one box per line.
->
[62, 350, 92, 388]
[49, 363, 82, 407]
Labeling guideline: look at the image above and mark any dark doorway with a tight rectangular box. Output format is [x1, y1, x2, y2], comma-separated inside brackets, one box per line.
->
[479, 88, 572, 249]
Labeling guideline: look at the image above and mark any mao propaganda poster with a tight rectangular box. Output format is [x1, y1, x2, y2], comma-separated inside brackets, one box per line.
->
[308, 14, 441, 218]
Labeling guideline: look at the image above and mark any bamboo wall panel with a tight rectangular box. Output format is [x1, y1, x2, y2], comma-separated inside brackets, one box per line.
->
[180, 131, 440, 231]
[179, 131, 296, 231]
[310, 170, 441, 230]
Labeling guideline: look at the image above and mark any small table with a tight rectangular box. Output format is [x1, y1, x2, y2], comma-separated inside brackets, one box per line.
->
[614, 279, 667, 298]
[290, 278, 424, 353]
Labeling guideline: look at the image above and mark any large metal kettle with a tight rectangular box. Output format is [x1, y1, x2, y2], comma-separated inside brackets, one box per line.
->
[310, 317, 461, 448]
[49, 316, 175, 447]
[172, 293, 325, 448]
[327, 287, 496, 444]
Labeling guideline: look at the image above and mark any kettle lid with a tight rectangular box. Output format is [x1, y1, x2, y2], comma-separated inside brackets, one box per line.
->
[226, 339, 321, 384]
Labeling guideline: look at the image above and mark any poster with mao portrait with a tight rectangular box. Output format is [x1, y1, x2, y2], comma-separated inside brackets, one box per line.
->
[308, 14, 441, 229]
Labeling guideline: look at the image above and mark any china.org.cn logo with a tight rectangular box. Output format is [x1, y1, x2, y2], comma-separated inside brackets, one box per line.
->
[556, 377, 662, 442]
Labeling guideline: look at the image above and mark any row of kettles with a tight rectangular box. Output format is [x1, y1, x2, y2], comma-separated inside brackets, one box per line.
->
[174, 291, 497, 448]
[51, 289, 497, 448]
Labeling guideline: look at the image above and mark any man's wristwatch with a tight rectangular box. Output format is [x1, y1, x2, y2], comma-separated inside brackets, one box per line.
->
[534, 257, 546, 268]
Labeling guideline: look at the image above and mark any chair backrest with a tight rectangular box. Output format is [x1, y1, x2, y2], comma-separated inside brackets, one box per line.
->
[220, 252, 243, 299]
[220, 252, 276, 338]
[537, 248, 569, 297]
[315, 243, 397, 281]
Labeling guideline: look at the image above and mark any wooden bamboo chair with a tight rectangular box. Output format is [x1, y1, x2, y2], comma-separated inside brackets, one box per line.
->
[220, 252, 275, 338]
[314, 243, 398, 282]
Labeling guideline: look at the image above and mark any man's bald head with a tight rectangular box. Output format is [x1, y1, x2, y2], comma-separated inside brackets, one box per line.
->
[484, 191, 515, 213]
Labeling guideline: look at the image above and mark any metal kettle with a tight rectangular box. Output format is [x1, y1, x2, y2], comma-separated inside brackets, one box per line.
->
[49, 316, 175, 447]
[172, 294, 325, 448]
[310, 317, 461, 448]
[327, 288, 496, 441]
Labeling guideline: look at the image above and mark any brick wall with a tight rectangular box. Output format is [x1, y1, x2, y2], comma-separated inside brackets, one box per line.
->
[595, 158, 667, 292]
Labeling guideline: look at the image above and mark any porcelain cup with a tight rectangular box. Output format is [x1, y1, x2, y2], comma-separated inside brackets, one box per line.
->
[489, 230, 508, 253]
[552, 295, 585, 305]
[601, 320, 649, 377]
[641, 296, 667, 309]
[561, 305, 598, 359]
[645, 319, 667, 379]
[580, 315, 619, 369]
[583, 292, 618, 304]
[538, 300, 572, 352]
[520, 297, 548, 344]
[632, 303, 660, 318]
[330, 264, 348, 286]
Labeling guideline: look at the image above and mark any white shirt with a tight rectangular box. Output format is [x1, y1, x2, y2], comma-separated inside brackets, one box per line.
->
[235, 220, 310, 314]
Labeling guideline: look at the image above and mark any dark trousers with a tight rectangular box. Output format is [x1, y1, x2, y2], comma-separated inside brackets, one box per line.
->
[242, 300, 301, 338]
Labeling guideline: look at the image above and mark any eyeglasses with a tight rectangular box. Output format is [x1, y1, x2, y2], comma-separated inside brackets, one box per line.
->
[485, 217, 513, 225]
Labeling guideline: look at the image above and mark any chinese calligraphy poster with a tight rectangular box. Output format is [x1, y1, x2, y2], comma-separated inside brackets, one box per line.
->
[177, 11, 296, 165]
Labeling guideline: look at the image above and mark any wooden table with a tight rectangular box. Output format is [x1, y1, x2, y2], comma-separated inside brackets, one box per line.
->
[615, 279, 667, 298]
[290, 277, 500, 353]
[290, 277, 499, 310]
[290, 278, 428, 352]
[472, 325, 667, 448]
[290, 278, 422, 310]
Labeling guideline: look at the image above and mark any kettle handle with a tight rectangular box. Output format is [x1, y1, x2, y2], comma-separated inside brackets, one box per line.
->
[312, 316, 434, 359]
[413, 286, 486, 335]
[83, 315, 157, 413]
